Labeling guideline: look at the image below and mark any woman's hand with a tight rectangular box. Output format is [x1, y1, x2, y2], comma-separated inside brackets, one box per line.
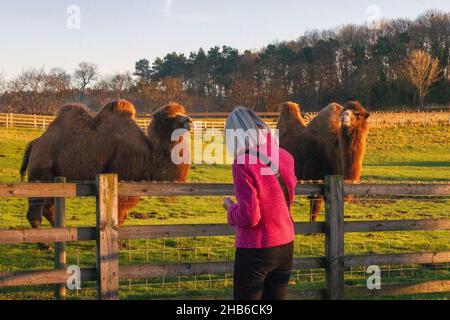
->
[223, 197, 235, 210]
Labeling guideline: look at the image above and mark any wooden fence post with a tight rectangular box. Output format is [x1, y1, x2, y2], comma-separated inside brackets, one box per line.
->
[95, 174, 119, 300]
[54, 177, 67, 300]
[324, 175, 345, 300]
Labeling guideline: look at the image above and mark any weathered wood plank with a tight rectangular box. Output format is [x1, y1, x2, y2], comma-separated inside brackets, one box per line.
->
[0, 227, 96, 244]
[293, 257, 326, 270]
[2, 218, 446, 246]
[346, 280, 450, 298]
[345, 219, 450, 233]
[288, 289, 326, 301]
[4, 218, 447, 246]
[120, 257, 324, 279]
[119, 183, 235, 197]
[120, 261, 234, 279]
[118, 183, 323, 197]
[54, 177, 66, 300]
[295, 222, 325, 235]
[119, 182, 450, 197]
[0, 183, 78, 198]
[344, 251, 450, 267]
[0, 268, 96, 287]
[1, 182, 448, 198]
[324, 176, 345, 300]
[96, 174, 120, 300]
[119, 222, 325, 239]
[3, 218, 445, 246]
[346, 184, 450, 197]
[0, 182, 96, 198]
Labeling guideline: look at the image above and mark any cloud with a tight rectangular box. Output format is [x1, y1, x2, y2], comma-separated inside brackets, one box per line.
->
[163, 0, 173, 17]
[177, 13, 218, 23]
[162, 0, 217, 24]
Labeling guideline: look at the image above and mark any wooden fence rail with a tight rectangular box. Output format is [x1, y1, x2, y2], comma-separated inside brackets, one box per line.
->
[0, 176, 449, 300]
[1, 111, 450, 132]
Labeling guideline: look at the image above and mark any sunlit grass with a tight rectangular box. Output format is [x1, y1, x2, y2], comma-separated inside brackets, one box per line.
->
[0, 125, 449, 300]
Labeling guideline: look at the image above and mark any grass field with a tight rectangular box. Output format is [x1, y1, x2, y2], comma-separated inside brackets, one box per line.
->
[0, 125, 449, 300]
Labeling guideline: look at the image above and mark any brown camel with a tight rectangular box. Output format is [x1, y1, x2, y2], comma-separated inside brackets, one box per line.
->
[277, 102, 307, 161]
[278, 101, 370, 221]
[20, 100, 193, 243]
[277, 102, 307, 139]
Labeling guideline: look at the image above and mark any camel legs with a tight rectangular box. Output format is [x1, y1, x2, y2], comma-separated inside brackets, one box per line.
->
[43, 202, 55, 227]
[118, 196, 140, 226]
[117, 196, 140, 249]
[27, 197, 137, 227]
[26, 196, 138, 250]
[26, 198, 55, 250]
[26, 198, 45, 229]
[26, 198, 55, 227]
[309, 196, 323, 222]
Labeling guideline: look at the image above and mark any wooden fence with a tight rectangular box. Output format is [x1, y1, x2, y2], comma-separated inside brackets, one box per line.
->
[1, 111, 449, 132]
[0, 176, 450, 300]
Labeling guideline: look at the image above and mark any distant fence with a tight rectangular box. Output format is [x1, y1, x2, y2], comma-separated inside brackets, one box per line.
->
[1, 111, 449, 132]
[0, 176, 450, 300]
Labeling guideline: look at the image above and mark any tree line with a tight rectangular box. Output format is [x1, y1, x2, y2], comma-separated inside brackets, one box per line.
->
[0, 10, 448, 115]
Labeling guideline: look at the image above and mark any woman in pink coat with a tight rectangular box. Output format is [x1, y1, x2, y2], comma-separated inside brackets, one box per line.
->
[223, 107, 298, 300]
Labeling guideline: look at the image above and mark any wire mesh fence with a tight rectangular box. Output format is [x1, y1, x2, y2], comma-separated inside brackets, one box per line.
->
[0, 189, 449, 300]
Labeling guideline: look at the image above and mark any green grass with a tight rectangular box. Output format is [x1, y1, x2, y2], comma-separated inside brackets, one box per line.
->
[0, 125, 449, 300]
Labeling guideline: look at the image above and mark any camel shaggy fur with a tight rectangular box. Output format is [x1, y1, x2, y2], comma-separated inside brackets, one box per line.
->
[277, 102, 307, 171]
[21, 100, 193, 236]
[278, 101, 370, 221]
[277, 102, 307, 142]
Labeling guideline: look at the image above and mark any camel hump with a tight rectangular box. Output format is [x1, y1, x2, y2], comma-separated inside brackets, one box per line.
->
[307, 102, 343, 136]
[56, 103, 91, 118]
[279, 101, 303, 120]
[326, 102, 344, 114]
[280, 101, 300, 113]
[277, 101, 307, 131]
[98, 100, 136, 119]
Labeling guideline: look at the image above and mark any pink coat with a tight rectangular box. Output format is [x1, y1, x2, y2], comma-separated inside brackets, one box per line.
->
[227, 141, 297, 249]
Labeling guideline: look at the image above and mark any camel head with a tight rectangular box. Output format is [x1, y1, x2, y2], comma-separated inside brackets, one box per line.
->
[277, 101, 307, 138]
[149, 102, 193, 143]
[340, 101, 370, 130]
[148, 103, 193, 182]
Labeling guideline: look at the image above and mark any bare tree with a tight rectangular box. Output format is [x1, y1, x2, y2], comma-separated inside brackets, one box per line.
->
[228, 77, 259, 110]
[110, 72, 134, 93]
[73, 62, 98, 99]
[7, 68, 49, 114]
[0, 71, 6, 94]
[402, 49, 442, 107]
[17, 68, 48, 93]
[47, 68, 72, 92]
[96, 72, 134, 98]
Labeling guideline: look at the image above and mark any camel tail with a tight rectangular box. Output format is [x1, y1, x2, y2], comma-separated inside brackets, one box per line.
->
[20, 141, 34, 182]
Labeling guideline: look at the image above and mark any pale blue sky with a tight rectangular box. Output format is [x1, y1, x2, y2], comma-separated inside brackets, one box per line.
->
[1, 0, 449, 77]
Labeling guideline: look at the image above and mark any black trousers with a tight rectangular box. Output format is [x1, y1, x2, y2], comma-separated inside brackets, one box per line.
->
[233, 242, 294, 300]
